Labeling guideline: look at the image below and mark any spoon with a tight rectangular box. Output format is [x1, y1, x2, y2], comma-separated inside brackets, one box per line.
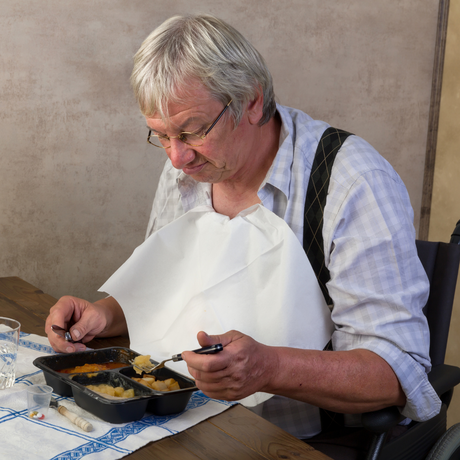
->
[130, 344, 223, 374]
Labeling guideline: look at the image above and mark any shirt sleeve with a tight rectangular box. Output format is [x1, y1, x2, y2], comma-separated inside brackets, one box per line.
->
[322, 143, 441, 422]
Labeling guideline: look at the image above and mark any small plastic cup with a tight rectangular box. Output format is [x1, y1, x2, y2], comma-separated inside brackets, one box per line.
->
[27, 384, 53, 420]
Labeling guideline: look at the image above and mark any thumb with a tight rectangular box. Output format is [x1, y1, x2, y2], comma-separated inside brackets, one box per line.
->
[69, 326, 83, 342]
[196, 330, 241, 348]
[196, 331, 220, 347]
[69, 312, 101, 344]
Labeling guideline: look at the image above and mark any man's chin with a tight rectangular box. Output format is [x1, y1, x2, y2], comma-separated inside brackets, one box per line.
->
[182, 163, 228, 183]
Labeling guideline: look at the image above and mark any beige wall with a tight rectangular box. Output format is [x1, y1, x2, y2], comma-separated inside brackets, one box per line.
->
[1, 0, 439, 302]
[429, 1, 460, 428]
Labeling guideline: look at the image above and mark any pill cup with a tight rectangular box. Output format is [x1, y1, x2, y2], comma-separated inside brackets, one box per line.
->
[0, 317, 21, 389]
[27, 385, 53, 420]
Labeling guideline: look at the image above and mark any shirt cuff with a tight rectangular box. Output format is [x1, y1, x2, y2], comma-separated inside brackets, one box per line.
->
[333, 332, 441, 422]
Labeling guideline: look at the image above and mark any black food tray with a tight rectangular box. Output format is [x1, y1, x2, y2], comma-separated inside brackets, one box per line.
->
[33, 347, 197, 423]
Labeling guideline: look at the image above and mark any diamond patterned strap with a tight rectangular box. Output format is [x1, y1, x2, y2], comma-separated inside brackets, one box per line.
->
[303, 127, 353, 308]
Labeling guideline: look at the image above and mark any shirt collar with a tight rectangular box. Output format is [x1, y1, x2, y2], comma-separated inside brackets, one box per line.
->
[258, 104, 295, 200]
[176, 171, 212, 213]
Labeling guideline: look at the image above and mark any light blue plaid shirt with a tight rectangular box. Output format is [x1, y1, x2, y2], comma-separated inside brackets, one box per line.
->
[145, 104, 439, 438]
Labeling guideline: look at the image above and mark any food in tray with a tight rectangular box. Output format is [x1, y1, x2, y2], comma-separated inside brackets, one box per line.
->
[86, 384, 135, 398]
[59, 362, 127, 374]
[132, 354, 152, 375]
[132, 375, 180, 392]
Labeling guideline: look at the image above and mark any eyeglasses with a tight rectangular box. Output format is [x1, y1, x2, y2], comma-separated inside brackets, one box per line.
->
[147, 99, 232, 149]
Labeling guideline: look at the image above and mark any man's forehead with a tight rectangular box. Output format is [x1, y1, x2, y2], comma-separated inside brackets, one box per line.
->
[146, 94, 221, 131]
[145, 106, 206, 132]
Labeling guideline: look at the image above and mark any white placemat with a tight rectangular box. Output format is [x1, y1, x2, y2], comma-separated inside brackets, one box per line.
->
[0, 333, 235, 460]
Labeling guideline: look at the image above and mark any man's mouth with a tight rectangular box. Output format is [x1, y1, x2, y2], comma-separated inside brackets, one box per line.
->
[183, 162, 207, 175]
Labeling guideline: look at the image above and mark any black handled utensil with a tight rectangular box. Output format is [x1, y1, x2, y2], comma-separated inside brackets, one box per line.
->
[130, 344, 223, 374]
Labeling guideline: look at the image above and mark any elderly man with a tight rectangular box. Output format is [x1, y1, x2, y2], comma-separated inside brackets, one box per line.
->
[46, 14, 439, 456]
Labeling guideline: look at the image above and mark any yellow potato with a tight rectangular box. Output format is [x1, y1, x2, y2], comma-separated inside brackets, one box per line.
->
[114, 387, 125, 397]
[106, 386, 115, 396]
[133, 355, 152, 375]
[130, 372, 180, 392]
[123, 388, 135, 398]
[168, 381, 180, 391]
[86, 383, 135, 399]
[134, 355, 151, 365]
[151, 380, 168, 391]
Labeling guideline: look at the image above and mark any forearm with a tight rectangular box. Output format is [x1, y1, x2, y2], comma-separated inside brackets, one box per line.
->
[93, 296, 128, 337]
[185, 331, 406, 414]
[263, 347, 405, 414]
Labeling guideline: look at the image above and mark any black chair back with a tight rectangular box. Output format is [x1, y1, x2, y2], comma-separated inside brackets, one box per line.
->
[416, 240, 460, 367]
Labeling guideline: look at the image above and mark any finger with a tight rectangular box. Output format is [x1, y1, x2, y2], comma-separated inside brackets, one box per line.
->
[193, 377, 246, 401]
[45, 296, 82, 340]
[45, 297, 93, 352]
[47, 328, 87, 353]
[46, 334, 67, 353]
[47, 334, 86, 353]
[187, 362, 230, 382]
[68, 326, 83, 342]
[46, 320, 75, 353]
[64, 342, 87, 353]
[67, 304, 105, 343]
[183, 350, 227, 374]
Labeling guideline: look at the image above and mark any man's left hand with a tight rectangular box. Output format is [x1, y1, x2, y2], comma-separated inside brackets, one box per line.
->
[181, 330, 277, 401]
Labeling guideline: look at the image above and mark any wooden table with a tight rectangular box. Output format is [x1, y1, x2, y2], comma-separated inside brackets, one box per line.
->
[0, 276, 331, 460]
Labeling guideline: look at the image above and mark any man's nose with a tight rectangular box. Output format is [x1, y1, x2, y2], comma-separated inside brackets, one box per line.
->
[167, 139, 196, 170]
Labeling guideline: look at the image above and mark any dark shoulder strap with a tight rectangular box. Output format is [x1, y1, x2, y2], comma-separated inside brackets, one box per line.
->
[303, 127, 353, 307]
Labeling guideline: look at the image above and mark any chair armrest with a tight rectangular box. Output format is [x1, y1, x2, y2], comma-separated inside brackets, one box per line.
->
[361, 405, 405, 434]
[361, 364, 460, 435]
[428, 364, 460, 400]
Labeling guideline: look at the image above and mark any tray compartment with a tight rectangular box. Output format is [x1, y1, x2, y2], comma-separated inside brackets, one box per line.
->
[68, 371, 152, 423]
[120, 366, 197, 416]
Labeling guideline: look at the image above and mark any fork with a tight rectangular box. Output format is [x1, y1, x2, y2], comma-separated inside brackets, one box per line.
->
[130, 344, 223, 374]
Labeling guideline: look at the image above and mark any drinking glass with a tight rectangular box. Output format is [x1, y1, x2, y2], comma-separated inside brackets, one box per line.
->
[0, 317, 21, 389]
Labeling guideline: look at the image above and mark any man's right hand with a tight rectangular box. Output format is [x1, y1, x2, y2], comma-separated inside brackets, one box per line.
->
[45, 295, 126, 353]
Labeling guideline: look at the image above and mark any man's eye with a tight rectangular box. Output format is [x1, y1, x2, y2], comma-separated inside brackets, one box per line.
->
[157, 134, 169, 140]
[179, 132, 201, 142]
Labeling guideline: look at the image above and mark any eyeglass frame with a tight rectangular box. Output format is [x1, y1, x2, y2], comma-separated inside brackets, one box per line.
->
[147, 99, 233, 149]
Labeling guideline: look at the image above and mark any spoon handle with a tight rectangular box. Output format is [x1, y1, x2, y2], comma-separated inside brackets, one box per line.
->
[172, 343, 223, 361]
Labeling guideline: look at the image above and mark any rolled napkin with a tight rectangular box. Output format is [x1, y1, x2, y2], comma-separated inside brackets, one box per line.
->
[99, 204, 333, 406]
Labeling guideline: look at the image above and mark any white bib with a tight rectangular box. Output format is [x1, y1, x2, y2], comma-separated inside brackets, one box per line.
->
[99, 204, 333, 406]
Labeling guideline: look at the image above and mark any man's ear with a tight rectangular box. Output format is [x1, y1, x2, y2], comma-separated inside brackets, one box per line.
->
[246, 86, 264, 125]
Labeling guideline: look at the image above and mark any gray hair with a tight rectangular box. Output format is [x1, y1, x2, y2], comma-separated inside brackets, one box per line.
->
[130, 14, 276, 127]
